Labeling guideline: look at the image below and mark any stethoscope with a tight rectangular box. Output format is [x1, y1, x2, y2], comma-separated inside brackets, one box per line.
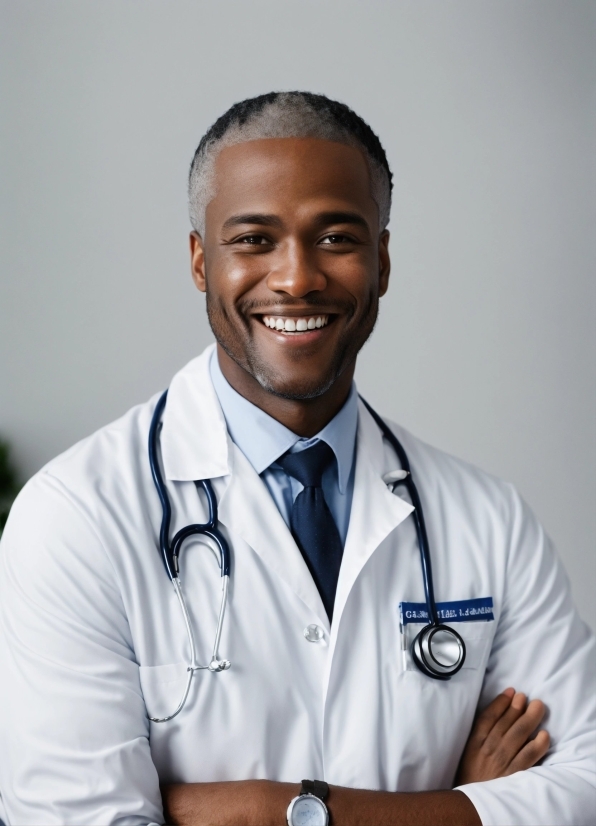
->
[360, 399, 466, 682]
[148, 390, 465, 722]
[148, 389, 231, 723]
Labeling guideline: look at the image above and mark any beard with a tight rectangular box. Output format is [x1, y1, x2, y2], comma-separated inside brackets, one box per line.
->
[206, 292, 380, 401]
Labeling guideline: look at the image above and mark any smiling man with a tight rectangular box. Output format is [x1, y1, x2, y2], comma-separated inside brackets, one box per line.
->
[0, 92, 594, 826]
[192, 134, 386, 429]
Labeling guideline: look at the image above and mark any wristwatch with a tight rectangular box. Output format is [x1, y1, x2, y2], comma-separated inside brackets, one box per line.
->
[286, 779, 330, 825]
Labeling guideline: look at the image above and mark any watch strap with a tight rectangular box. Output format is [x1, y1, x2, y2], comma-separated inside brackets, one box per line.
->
[300, 779, 329, 801]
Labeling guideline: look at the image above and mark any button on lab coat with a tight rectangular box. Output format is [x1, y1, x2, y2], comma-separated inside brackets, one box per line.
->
[0, 345, 594, 825]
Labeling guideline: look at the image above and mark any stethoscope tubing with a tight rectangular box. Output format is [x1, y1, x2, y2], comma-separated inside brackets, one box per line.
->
[147, 390, 466, 722]
[359, 398, 439, 626]
[359, 398, 466, 680]
[148, 390, 175, 581]
[149, 389, 230, 580]
[148, 390, 231, 723]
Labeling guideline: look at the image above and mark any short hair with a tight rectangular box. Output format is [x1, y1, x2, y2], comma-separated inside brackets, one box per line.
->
[188, 91, 393, 236]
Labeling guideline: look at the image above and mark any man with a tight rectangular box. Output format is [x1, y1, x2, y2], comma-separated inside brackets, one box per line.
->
[0, 92, 594, 826]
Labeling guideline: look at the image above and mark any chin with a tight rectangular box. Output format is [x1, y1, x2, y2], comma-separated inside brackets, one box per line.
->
[253, 365, 339, 401]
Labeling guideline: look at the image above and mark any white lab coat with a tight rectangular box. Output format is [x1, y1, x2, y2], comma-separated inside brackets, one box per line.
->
[0, 345, 594, 826]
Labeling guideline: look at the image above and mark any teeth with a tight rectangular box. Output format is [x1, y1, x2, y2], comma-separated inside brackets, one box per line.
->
[263, 315, 329, 332]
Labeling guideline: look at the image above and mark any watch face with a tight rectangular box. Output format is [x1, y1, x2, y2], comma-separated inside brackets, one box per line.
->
[289, 794, 328, 826]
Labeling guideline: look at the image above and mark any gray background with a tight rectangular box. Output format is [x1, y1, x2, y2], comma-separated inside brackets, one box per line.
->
[1, 1, 594, 629]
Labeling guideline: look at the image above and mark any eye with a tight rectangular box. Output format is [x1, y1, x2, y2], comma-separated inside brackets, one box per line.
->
[319, 233, 356, 245]
[236, 234, 270, 246]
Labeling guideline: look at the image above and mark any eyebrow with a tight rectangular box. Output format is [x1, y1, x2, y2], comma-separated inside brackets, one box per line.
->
[222, 214, 283, 231]
[312, 211, 370, 230]
[221, 210, 371, 232]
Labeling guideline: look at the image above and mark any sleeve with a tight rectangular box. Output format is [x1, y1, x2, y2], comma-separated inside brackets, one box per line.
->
[0, 472, 163, 826]
[455, 483, 596, 826]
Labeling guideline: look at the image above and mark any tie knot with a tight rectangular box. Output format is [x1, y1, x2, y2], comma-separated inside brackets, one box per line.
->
[278, 440, 335, 488]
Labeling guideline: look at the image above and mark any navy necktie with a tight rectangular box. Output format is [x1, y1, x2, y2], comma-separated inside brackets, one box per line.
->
[278, 441, 343, 620]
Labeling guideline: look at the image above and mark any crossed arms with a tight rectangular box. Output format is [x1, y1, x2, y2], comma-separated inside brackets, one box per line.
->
[161, 689, 550, 826]
[1, 473, 594, 825]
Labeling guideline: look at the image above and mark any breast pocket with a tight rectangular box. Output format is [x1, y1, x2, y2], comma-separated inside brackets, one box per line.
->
[386, 620, 495, 790]
[139, 662, 189, 722]
[402, 621, 494, 673]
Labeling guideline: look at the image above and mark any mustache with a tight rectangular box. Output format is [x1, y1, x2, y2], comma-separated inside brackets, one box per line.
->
[238, 297, 355, 315]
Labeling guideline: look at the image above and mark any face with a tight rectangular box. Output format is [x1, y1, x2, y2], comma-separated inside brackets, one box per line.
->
[191, 137, 390, 401]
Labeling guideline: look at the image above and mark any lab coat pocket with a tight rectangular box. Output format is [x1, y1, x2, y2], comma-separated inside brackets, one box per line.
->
[458, 625, 493, 671]
[139, 662, 189, 721]
[402, 622, 493, 673]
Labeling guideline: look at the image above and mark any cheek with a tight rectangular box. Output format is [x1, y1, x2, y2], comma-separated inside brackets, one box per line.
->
[320, 250, 378, 296]
[208, 256, 266, 303]
[337, 271, 379, 311]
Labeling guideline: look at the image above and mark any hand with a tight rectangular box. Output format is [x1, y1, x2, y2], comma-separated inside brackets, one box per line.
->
[456, 688, 550, 785]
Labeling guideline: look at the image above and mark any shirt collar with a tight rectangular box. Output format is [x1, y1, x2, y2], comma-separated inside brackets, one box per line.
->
[210, 350, 358, 494]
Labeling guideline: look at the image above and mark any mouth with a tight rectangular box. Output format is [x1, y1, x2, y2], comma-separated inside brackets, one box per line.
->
[260, 314, 332, 334]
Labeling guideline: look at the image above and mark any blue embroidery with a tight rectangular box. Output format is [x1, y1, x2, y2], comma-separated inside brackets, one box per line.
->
[400, 597, 494, 625]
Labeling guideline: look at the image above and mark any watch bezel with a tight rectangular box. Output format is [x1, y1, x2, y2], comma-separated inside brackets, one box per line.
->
[286, 792, 329, 826]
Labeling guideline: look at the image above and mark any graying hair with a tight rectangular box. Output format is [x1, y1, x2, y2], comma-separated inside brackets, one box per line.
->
[188, 93, 391, 237]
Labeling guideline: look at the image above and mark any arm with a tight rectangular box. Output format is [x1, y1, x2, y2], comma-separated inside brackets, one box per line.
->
[0, 474, 163, 825]
[162, 690, 550, 825]
[455, 486, 596, 825]
[164, 488, 592, 826]
[162, 782, 479, 826]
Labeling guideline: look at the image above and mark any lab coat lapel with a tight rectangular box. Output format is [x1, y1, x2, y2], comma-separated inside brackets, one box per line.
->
[160, 345, 328, 624]
[160, 345, 230, 482]
[159, 349, 411, 632]
[331, 400, 414, 631]
[218, 446, 330, 627]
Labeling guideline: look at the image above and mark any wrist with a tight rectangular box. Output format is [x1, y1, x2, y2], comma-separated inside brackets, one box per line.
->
[261, 780, 301, 826]
[286, 780, 330, 826]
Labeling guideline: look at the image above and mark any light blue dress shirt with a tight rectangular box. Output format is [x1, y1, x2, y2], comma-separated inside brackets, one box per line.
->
[209, 351, 358, 545]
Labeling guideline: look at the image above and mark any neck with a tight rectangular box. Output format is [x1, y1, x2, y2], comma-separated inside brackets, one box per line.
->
[216, 345, 354, 438]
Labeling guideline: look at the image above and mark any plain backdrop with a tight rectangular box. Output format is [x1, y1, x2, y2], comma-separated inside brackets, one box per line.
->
[1, 1, 594, 629]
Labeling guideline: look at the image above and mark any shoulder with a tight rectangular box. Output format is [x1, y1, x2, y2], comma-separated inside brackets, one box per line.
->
[1, 348, 217, 584]
[383, 416, 513, 496]
[0, 396, 162, 592]
[376, 414, 523, 534]
[14, 346, 216, 521]
[44, 393, 159, 486]
[7, 395, 160, 539]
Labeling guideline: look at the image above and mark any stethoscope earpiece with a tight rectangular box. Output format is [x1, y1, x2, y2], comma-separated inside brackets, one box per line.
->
[208, 658, 231, 672]
[382, 469, 409, 492]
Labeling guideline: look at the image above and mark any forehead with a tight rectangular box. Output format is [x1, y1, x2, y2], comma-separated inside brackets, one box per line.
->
[206, 137, 376, 225]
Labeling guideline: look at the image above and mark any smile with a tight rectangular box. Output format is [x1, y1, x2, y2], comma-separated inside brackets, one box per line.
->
[262, 315, 330, 333]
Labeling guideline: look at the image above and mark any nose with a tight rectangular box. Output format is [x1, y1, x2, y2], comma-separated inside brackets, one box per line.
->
[265, 240, 327, 297]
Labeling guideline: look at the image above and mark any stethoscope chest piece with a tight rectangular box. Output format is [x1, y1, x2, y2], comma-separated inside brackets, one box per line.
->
[411, 624, 466, 680]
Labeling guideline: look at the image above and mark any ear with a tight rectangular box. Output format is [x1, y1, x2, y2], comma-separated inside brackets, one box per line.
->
[378, 230, 391, 297]
[190, 232, 206, 293]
